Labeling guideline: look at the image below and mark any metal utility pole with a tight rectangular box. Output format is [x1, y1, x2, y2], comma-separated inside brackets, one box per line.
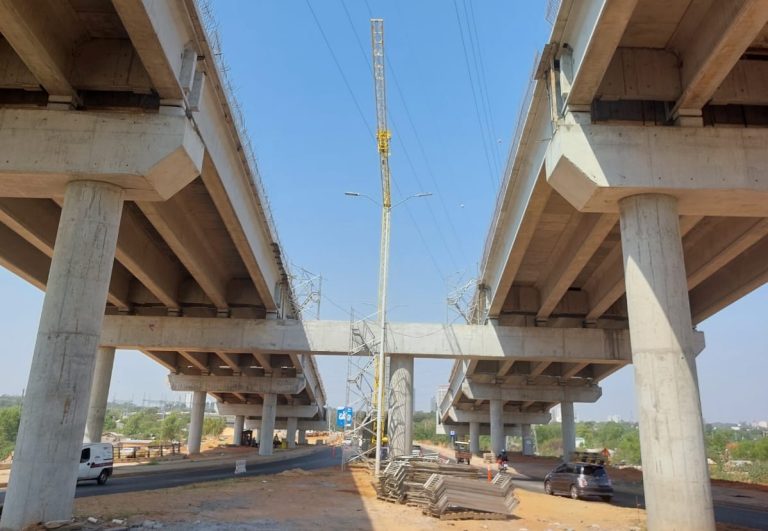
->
[371, 17, 391, 477]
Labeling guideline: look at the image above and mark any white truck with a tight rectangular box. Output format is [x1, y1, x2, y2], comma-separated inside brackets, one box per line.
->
[78, 443, 114, 485]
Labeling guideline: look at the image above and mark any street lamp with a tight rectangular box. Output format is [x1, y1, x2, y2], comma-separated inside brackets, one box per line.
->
[345, 189, 430, 475]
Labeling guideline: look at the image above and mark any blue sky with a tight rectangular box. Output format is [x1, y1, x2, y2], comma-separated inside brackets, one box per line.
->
[0, 1, 766, 423]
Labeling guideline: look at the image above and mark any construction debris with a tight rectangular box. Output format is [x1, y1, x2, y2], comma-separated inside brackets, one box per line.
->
[375, 458, 518, 519]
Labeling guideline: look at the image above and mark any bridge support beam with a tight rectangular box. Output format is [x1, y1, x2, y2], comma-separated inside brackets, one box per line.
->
[489, 399, 504, 455]
[388, 354, 414, 457]
[469, 421, 480, 456]
[286, 417, 298, 449]
[620, 194, 714, 530]
[0, 181, 124, 531]
[187, 391, 206, 454]
[84, 347, 116, 443]
[233, 415, 245, 446]
[258, 393, 277, 456]
[298, 429, 307, 445]
[561, 401, 575, 459]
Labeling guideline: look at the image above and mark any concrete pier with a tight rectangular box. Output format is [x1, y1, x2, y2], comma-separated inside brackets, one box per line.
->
[286, 417, 297, 448]
[561, 401, 575, 460]
[469, 421, 480, 455]
[387, 354, 414, 457]
[233, 415, 245, 446]
[521, 424, 534, 456]
[620, 194, 715, 530]
[187, 391, 206, 454]
[298, 429, 307, 445]
[84, 347, 116, 443]
[259, 393, 277, 456]
[489, 399, 504, 454]
[0, 182, 124, 530]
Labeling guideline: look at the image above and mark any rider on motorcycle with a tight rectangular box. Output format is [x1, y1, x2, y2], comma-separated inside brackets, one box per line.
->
[497, 449, 509, 470]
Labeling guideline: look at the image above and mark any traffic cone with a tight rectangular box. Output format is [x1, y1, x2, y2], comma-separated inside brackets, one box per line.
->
[487, 465, 492, 482]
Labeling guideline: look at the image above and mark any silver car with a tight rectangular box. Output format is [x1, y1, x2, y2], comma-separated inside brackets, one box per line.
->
[544, 462, 613, 502]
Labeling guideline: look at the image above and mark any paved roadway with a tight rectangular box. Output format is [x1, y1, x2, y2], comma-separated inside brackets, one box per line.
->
[0, 447, 341, 504]
[2, 448, 765, 529]
[508, 472, 768, 530]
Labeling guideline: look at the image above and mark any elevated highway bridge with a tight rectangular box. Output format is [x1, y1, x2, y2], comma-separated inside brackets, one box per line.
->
[0, 1, 767, 530]
[439, 1, 768, 529]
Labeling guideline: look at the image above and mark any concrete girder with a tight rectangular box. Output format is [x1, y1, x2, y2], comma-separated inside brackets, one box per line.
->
[111, 0, 187, 100]
[670, 0, 768, 116]
[253, 353, 273, 374]
[243, 419, 327, 431]
[177, 351, 209, 373]
[0, 0, 84, 100]
[584, 215, 702, 321]
[101, 316, 635, 362]
[689, 234, 768, 324]
[137, 199, 230, 310]
[216, 403, 319, 419]
[546, 123, 768, 217]
[0, 108, 204, 201]
[563, 0, 639, 108]
[142, 350, 178, 372]
[459, 381, 602, 404]
[0, 201, 133, 309]
[215, 351, 242, 374]
[168, 374, 306, 395]
[536, 212, 617, 320]
[482, 93, 551, 319]
[445, 407, 550, 425]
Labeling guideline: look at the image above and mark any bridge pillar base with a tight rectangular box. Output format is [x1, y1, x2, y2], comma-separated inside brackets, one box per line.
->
[0, 181, 124, 531]
[521, 423, 534, 456]
[233, 415, 245, 446]
[298, 429, 307, 445]
[387, 354, 414, 457]
[84, 347, 116, 443]
[469, 421, 480, 455]
[489, 399, 504, 455]
[561, 401, 575, 459]
[286, 417, 298, 448]
[187, 391, 206, 454]
[620, 193, 714, 531]
[258, 393, 277, 456]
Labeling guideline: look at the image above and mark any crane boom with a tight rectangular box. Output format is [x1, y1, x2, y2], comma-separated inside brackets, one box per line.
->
[371, 18, 391, 476]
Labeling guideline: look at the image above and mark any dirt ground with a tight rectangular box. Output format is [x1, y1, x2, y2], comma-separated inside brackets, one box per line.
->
[73, 465, 653, 531]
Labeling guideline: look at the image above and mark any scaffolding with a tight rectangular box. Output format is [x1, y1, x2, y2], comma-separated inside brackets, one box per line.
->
[342, 310, 381, 468]
[288, 265, 322, 320]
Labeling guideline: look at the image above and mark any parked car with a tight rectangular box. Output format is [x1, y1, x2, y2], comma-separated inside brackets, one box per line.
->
[544, 462, 613, 502]
[78, 443, 114, 485]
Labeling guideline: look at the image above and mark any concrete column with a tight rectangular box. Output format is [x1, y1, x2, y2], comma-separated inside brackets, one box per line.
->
[619, 194, 714, 530]
[521, 424, 534, 456]
[259, 393, 277, 456]
[84, 347, 116, 443]
[1, 181, 124, 531]
[387, 354, 414, 457]
[489, 399, 504, 454]
[187, 391, 206, 454]
[561, 401, 575, 460]
[298, 429, 307, 445]
[233, 415, 245, 446]
[286, 417, 298, 448]
[469, 421, 480, 455]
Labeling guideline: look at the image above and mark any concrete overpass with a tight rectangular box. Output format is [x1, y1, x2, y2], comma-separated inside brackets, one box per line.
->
[0, 1, 326, 528]
[441, 1, 768, 529]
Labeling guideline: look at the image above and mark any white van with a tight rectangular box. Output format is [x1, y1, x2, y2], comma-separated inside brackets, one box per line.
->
[78, 443, 114, 485]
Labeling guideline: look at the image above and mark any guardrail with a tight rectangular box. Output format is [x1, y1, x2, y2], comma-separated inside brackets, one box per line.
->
[114, 442, 181, 461]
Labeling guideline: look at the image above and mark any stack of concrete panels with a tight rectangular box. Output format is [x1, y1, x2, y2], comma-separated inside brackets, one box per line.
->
[375, 458, 480, 506]
[423, 473, 519, 519]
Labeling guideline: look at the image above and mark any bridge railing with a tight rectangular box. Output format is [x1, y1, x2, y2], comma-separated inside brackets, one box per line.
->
[479, 50, 541, 282]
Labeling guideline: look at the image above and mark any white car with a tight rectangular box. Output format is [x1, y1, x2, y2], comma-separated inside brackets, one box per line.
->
[78, 443, 114, 485]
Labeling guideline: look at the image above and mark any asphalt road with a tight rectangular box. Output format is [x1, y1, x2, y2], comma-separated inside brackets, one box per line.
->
[2, 450, 766, 530]
[0, 447, 341, 504]
[507, 471, 768, 530]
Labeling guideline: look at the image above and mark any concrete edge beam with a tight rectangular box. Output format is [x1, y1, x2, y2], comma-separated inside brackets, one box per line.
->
[168, 374, 305, 395]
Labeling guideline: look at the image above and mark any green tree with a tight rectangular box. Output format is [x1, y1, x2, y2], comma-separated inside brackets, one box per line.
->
[160, 412, 188, 442]
[203, 416, 227, 437]
[0, 406, 21, 459]
[122, 408, 161, 439]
